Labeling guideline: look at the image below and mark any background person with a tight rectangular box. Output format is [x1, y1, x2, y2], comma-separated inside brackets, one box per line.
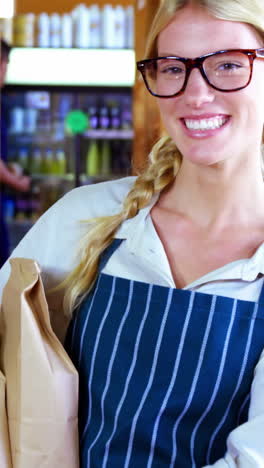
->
[0, 38, 31, 266]
[1, 0, 264, 466]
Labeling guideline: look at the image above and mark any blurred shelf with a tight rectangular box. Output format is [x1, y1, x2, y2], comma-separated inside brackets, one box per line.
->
[7, 219, 35, 228]
[6, 48, 136, 87]
[80, 174, 128, 184]
[31, 173, 74, 180]
[82, 129, 134, 139]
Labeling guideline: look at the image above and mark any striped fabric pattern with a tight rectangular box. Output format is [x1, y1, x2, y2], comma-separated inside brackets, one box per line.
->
[65, 270, 264, 468]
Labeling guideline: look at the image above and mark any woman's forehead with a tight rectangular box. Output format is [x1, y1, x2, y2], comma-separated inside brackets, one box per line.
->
[157, 7, 263, 56]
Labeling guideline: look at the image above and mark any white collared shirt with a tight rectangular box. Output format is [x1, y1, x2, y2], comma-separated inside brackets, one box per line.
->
[0, 176, 264, 467]
[0, 175, 264, 302]
[107, 192, 264, 302]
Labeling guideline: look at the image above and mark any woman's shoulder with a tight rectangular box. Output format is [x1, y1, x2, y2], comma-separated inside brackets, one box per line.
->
[54, 175, 137, 219]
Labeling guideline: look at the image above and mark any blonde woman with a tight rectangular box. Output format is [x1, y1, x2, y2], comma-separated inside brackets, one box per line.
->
[1, 0, 264, 466]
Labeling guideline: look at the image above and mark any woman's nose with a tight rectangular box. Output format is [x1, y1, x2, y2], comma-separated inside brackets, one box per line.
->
[183, 68, 215, 107]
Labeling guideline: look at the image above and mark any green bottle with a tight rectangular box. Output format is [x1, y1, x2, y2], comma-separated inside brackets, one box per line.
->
[55, 149, 66, 175]
[41, 149, 53, 174]
[86, 140, 100, 176]
[30, 148, 42, 174]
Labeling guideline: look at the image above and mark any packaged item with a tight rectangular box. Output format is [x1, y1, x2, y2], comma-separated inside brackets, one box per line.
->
[50, 13, 61, 48]
[101, 140, 111, 175]
[99, 105, 110, 129]
[88, 105, 99, 129]
[110, 104, 121, 129]
[89, 5, 101, 48]
[0, 258, 79, 467]
[86, 139, 100, 175]
[30, 148, 43, 174]
[54, 149, 66, 175]
[24, 108, 38, 134]
[37, 13, 50, 47]
[101, 5, 115, 48]
[17, 147, 29, 171]
[121, 96, 133, 129]
[41, 148, 53, 174]
[13, 14, 35, 47]
[61, 13, 73, 48]
[114, 6, 126, 49]
[0, 18, 13, 45]
[9, 107, 25, 134]
[74, 4, 90, 48]
[126, 6, 134, 49]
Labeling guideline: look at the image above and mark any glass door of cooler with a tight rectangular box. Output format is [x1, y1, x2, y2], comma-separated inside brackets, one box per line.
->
[2, 86, 133, 252]
[77, 90, 133, 185]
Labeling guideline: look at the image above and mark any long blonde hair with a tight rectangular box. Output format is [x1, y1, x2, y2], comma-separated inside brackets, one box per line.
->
[63, 0, 264, 316]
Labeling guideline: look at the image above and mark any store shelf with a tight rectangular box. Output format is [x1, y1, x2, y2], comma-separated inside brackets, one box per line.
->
[6, 48, 136, 87]
[82, 129, 134, 139]
[7, 219, 35, 228]
[80, 174, 127, 184]
[31, 174, 74, 181]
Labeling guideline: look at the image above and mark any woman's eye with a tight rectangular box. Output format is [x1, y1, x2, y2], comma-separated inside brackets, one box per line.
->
[218, 62, 242, 71]
[159, 66, 184, 75]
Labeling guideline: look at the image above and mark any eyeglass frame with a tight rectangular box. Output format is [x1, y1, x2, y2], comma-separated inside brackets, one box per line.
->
[136, 48, 264, 98]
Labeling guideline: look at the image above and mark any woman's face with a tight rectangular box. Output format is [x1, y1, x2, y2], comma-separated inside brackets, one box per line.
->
[157, 6, 264, 168]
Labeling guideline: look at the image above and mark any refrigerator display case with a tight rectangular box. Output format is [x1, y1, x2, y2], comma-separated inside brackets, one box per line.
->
[2, 47, 135, 251]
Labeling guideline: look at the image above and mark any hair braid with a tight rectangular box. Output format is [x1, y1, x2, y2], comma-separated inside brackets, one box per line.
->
[62, 136, 182, 316]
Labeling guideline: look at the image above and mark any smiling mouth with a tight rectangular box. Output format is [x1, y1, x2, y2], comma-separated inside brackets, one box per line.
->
[182, 116, 230, 131]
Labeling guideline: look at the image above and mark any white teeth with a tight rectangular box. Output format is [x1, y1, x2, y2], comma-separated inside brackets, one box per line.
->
[184, 116, 228, 131]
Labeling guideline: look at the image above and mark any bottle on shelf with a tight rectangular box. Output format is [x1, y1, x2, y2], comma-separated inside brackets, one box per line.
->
[54, 148, 66, 175]
[101, 5, 115, 49]
[86, 139, 100, 176]
[9, 107, 25, 135]
[24, 108, 38, 134]
[50, 13, 61, 48]
[0, 18, 13, 45]
[17, 147, 29, 173]
[13, 14, 35, 47]
[30, 148, 43, 174]
[126, 6, 134, 49]
[121, 97, 133, 130]
[37, 13, 50, 47]
[109, 104, 121, 130]
[114, 6, 126, 49]
[61, 14, 73, 48]
[99, 105, 110, 130]
[101, 140, 111, 176]
[87, 106, 99, 130]
[73, 4, 91, 48]
[89, 5, 101, 48]
[40, 148, 53, 174]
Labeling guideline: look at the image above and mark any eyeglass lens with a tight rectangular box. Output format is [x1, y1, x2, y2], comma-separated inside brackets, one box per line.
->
[144, 51, 251, 96]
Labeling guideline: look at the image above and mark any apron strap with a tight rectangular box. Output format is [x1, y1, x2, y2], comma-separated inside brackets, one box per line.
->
[98, 238, 123, 273]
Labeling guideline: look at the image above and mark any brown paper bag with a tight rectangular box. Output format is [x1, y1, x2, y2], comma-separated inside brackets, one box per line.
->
[1, 258, 79, 468]
[0, 371, 12, 467]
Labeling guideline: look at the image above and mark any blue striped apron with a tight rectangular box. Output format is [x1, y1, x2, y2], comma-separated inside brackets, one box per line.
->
[65, 239, 264, 468]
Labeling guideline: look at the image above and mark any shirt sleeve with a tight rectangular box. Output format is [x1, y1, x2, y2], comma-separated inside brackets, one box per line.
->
[202, 348, 264, 468]
[0, 177, 133, 305]
[0, 188, 88, 306]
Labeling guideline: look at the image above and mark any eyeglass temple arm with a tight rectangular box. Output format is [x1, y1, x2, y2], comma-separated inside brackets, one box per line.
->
[256, 48, 264, 58]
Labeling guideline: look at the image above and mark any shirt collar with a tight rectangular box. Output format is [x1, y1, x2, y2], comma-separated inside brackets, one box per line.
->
[241, 242, 264, 280]
[115, 195, 264, 284]
[115, 193, 159, 242]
